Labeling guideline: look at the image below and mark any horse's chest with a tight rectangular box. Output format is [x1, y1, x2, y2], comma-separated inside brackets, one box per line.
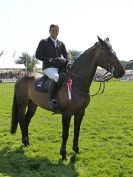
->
[69, 95, 89, 111]
[58, 87, 90, 112]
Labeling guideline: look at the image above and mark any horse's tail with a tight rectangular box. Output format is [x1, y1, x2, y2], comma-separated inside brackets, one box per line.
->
[10, 90, 19, 134]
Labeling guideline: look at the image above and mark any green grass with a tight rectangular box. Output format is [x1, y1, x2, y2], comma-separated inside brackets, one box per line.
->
[0, 81, 133, 177]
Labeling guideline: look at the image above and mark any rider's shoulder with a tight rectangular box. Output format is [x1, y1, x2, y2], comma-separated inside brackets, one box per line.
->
[40, 38, 49, 43]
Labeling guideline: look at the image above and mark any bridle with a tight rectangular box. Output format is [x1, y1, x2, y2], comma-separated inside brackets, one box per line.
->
[95, 65, 114, 82]
[89, 44, 115, 96]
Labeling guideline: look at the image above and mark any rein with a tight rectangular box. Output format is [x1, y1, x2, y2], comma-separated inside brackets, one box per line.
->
[90, 82, 105, 97]
[66, 69, 83, 80]
[90, 67, 114, 96]
[65, 66, 114, 97]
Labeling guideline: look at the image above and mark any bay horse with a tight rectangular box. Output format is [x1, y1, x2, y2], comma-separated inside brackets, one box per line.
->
[10, 36, 125, 159]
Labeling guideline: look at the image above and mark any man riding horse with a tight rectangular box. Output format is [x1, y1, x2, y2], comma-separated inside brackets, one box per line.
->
[11, 35, 125, 159]
[35, 24, 68, 109]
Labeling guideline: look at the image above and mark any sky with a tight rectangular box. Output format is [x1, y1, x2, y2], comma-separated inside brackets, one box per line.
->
[0, 0, 133, 68]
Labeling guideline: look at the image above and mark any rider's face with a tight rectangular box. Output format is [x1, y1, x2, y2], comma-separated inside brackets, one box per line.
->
[49, 27, 59, 39]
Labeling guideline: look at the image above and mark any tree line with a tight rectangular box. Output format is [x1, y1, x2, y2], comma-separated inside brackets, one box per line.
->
[120, 60, 133, 70]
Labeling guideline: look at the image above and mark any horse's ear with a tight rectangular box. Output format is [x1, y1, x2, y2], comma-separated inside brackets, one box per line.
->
[97, 36, 105, 46]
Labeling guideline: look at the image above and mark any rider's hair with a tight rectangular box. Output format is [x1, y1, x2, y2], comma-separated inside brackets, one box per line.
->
[49, 24, 59, 31]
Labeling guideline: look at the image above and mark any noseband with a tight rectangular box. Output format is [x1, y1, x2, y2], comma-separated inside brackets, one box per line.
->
[95, 66, 114, 82]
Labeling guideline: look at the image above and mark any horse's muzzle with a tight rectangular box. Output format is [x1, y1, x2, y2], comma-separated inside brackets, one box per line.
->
[113, 70, 125, 78]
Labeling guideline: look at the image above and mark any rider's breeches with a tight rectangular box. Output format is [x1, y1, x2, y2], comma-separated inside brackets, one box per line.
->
[43, 67, 59, 82]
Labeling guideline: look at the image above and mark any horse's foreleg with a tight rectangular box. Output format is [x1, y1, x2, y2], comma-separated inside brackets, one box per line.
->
[60, 113, 71, 160]
[25, 100, 37, 145]
[73, 109, 85, 153]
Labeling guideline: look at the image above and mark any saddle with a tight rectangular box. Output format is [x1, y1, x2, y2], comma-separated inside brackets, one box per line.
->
[35, 61, 73, 93]
[35, 75, 50, 92]
[35, 73, 65, 93]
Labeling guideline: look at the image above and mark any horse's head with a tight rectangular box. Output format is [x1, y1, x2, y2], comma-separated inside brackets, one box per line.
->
[96, 36, 125, 78]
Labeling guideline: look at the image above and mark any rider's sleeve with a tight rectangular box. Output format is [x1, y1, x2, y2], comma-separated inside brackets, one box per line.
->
[61, 42, 68, 60]
[35, 40, 50, 63]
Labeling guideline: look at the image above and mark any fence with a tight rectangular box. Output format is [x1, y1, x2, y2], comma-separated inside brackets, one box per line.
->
[0, 79, 17, 83]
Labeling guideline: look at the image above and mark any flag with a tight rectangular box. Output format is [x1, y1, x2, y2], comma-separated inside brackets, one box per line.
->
[13, 51, 16, 57]
[0, 51, 4, 57]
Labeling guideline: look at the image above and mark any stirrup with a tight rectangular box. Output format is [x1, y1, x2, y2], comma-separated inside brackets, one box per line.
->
[48, 99, 58, 109]
[52, 99, 58, 106]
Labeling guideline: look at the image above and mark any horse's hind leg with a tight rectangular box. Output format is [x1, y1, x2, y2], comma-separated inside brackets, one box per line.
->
[18, 104, 28, 146]
[24, 100, 37, 146]
[73, 109, 85, 153]
[60, 112, 71, 160]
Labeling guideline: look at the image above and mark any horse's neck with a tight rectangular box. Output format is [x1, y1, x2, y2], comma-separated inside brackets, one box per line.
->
[70, 46, 98, 91]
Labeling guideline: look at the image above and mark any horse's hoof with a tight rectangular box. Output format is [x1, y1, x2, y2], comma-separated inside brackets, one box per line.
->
[60, 148, 67, 160]
[24, 143, 30, 147]
[70, 154, 77, 163]
[61, 154, 67, 160]
[22, 137, 30, 147]
[73, 146, 79, 154]
[23, 142, 30, 147]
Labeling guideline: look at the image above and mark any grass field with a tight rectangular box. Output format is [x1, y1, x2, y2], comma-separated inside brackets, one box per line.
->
[0, 81, 133, 177]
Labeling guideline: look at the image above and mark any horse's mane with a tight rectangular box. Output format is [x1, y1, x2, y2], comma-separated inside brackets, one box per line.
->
[72, 38, 112, 67]
[71, 42, 98, 67]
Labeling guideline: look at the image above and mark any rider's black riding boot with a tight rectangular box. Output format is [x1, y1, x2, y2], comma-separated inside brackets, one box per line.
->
[48, 79, 58, 109]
